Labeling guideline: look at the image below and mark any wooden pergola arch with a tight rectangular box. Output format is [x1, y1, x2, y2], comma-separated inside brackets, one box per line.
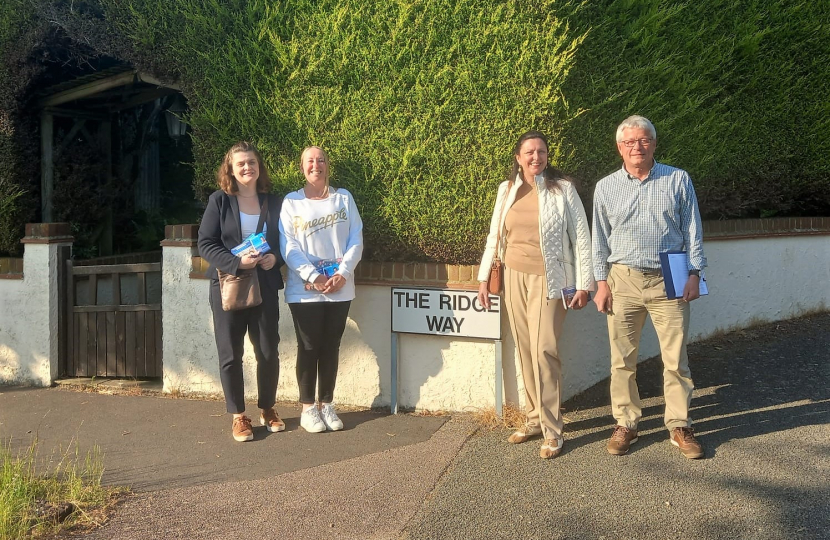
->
[37, 68, 182, 253]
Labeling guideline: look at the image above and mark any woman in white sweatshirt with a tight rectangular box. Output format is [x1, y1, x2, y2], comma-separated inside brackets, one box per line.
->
[279, 146, 364, 433]
[477, 131, 594, 459]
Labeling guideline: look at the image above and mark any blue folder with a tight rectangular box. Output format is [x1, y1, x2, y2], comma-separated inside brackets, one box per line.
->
[659, 251, 708, 299]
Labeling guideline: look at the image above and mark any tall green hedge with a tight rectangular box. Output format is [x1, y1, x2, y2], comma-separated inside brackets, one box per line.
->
[94, 0, 585, 261]
[1, 0, 828, 260]
[558, 0, 830, 219]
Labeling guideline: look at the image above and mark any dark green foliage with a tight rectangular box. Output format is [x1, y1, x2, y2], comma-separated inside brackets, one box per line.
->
[0, 1, 42, 255]
[558, 0, 830, 219]
[0, 0, 828, 260]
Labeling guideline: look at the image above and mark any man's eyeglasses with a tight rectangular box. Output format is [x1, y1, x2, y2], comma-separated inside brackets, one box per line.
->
[619, 138, 654, 148]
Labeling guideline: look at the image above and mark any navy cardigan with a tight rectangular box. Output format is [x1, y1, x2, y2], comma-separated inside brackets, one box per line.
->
[197, 190, 285, 291]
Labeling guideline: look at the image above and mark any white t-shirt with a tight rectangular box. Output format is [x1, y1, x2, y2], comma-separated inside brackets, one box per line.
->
[279, 187, 364, 303]
[240, 212, 267, 238]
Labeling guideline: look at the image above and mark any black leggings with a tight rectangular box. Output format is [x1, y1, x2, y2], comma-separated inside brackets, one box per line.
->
[288, 301, 351, 404]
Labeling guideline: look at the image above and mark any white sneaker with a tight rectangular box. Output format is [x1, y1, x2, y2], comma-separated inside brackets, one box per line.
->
[320, 403, 344, 431]
[300, 406, 326, 433]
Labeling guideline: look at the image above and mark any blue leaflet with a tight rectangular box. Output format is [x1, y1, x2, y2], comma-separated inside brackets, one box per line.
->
[314, 259, 341, 278]
[231, 233, 271, 257]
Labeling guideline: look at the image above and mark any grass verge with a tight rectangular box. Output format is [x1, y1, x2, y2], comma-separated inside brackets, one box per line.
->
[0, 438, 122, 539]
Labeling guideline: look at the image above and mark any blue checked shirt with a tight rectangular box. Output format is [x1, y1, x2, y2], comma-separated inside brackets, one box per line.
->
[592, 162, 706, 281]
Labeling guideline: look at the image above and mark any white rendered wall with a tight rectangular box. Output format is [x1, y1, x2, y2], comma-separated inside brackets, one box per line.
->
[5, 234, 827, 409]
[161, 235, 829, 411]
[0, 243, 64, 386]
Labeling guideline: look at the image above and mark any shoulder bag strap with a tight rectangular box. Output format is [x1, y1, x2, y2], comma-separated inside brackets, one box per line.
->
[255, 197, 269, 234]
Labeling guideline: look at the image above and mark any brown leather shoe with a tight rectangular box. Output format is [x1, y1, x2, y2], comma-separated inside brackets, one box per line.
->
[607, 425, 638, 455]
[539, 437, 564, 459]
[507, 425, 542, 444]
[260, 408, 286, 433]
[671, 427, 704, 459]
[232, 415, 254, 442]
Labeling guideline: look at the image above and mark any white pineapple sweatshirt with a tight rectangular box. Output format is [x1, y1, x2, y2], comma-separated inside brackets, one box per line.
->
[279, 187, 364, 303]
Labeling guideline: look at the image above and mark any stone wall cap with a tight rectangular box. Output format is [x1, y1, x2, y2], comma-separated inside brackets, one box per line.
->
[21, 223, 74, 244]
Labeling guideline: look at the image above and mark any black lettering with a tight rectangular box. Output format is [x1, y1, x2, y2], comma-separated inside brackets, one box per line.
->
[419, 292, 430, 309]
[439, 294, 451, 310]
[441, 317, 454, 332]
[405, 292, 419, 308]
[426, 315, 442, 331]
[394, 291, 405, 307]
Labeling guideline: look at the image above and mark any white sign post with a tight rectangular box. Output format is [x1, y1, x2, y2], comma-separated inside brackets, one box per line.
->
[390, 287, 503, 414]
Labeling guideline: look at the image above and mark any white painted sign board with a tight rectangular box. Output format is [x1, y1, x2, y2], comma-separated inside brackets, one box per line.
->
[391, 287, 501, 339]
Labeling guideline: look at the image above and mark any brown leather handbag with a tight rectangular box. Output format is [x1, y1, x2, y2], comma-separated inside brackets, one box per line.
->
[217, 198, 269, 311]
[487, 187, 511, 295]
[487, 259, 503, 295]
[218, 268, 262, 311]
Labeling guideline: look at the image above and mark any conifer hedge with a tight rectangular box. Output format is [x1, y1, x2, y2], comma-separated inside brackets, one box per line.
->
[0, 0, 827, 260]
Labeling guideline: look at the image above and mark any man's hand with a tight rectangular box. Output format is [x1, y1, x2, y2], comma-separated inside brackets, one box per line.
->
[594, 280, 613, 314]
[569, 290, 589, 310]
[477, 282, 492, 310]
[257, 253, 276, 270]
[682, 275, 701, 302]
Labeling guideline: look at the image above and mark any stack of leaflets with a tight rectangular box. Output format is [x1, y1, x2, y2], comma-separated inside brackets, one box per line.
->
[560, 286, 591, 309]
[561, 286, 577, 309]
[314, 258, 342, 278]
[231, 233, 271, 257]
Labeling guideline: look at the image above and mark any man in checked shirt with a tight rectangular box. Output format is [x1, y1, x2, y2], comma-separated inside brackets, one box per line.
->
[592, 115, 706, 459]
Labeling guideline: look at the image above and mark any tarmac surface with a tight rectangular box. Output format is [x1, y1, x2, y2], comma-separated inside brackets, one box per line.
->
[1, 312, 829, 539]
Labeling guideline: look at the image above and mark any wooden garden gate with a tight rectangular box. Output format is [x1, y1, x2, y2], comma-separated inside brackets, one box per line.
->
[62, 261, 162, 377]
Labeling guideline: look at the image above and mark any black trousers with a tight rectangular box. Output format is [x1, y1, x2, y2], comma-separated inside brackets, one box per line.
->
[209, 279, 280, 414]
[288, 301, 351, 404]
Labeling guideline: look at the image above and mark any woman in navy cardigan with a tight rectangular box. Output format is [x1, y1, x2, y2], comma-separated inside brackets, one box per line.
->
[198, 141, 285, 442]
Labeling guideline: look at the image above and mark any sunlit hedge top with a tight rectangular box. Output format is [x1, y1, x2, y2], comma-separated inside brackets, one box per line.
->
[1, 0, 828, 261]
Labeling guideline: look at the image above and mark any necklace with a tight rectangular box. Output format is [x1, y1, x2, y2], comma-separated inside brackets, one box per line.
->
[304, 185, 328, 199]
[237, 193, 258, 199]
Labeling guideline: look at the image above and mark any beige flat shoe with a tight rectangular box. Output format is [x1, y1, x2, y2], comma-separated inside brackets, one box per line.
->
[539, 437, 564, 459]
[507, 425, 542, 444]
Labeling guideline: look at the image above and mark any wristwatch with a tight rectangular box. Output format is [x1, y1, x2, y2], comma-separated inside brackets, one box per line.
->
[688, 269, 700, 277]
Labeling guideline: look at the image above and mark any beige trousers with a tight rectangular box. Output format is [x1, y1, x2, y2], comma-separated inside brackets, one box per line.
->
[606, 264, 694, 430]
[504, 266, 567, 439]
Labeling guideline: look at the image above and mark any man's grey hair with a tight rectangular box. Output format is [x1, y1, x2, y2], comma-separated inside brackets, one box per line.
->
[615, 115, 657, 142]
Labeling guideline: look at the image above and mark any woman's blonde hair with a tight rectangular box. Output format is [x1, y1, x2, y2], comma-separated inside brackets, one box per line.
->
[216, 141, 272, 194]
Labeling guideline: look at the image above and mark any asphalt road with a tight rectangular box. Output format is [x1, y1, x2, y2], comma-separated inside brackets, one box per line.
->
[402, 313, 830, 540]
[1, 312, 828, 539]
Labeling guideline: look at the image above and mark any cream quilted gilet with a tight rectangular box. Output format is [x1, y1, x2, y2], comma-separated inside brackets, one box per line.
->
[477, 175, 595, 299]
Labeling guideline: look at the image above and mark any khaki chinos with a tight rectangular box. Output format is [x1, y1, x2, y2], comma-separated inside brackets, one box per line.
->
[504, 265, 567, 440]
[607, 264, 693, 430]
